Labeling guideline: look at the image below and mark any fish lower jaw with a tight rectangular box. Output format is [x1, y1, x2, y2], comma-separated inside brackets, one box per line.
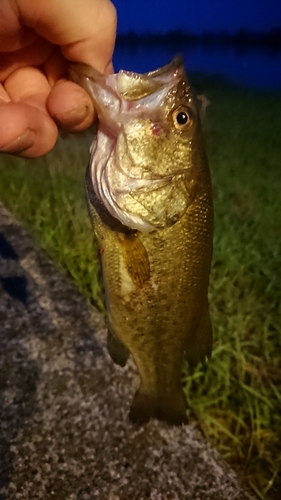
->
[90, 130, 188, 232]
[93, 179, 156, 232]
[90, 135, 156, 232]
[94, 175, 186, 233]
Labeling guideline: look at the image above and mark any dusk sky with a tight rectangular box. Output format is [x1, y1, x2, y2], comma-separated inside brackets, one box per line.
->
[112, 0, 281, 35]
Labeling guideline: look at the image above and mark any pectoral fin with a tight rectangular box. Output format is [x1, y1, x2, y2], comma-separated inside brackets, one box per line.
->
[118, 233, 150, 288]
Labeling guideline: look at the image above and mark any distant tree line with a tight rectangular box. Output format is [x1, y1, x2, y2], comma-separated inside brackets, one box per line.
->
[116, 28, 281, 52]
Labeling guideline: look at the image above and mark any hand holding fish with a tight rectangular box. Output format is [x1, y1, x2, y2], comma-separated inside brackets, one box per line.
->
[0, 0, 116, 157]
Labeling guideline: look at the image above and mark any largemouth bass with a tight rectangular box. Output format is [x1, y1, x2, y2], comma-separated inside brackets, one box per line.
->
[70, 57, 213, 425]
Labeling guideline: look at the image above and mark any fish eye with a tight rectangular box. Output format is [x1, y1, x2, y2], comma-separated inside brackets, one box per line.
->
[172, 107, 192, 130]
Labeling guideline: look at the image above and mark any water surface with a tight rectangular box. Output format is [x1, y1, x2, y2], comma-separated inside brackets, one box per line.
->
[114, 41, 281, 90]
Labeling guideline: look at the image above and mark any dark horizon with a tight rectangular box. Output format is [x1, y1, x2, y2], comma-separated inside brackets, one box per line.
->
[117, 26, 281, 36]
[116, 26, 281, 51]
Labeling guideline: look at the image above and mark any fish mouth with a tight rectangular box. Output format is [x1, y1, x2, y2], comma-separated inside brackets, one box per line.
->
[69, 57, 187, 232]
[69, 56, 184, 134]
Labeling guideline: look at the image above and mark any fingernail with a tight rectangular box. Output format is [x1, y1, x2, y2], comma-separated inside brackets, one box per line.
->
[0, 96, 10, 105]
[0, 128, 36, 154]
[104, 62, 115, 75]
[55, 104, 90, 128]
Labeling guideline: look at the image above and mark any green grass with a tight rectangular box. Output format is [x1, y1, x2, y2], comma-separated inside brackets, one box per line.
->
[0, 133, 105, 311]
[0, 80, 280, 499]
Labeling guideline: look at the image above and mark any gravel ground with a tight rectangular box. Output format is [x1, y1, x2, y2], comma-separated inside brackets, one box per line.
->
[0, 202, 254, 500]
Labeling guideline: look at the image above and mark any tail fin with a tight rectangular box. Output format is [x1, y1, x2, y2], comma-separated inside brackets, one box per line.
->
[129, 387, 188, 426]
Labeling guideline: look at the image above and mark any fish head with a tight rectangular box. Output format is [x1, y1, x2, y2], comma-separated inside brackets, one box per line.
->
[70, 57, 208, 232]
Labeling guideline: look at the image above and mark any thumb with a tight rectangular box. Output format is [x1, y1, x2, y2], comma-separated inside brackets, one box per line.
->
[16, 0, 117, 73]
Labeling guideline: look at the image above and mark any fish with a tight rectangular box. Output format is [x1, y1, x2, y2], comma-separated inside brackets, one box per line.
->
[69, 57, 213, 425]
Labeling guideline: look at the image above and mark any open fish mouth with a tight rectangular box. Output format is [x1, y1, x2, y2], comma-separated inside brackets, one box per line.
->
[69, 57, 192, 232]
[69, 57, 184, 133]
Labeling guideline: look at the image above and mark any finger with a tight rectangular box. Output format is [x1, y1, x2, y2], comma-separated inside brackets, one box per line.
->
[47, 80, 95, 133]
[4, 66, 51, 102]
[0, 83, 10, 103]
[0, 0, 36, 51]
[0, 100, 58, 158]
[17, 0, 117, 73]
[1, 66, 58, 157]
[42, 48, 68, 86]
[0, 37, 54, 82]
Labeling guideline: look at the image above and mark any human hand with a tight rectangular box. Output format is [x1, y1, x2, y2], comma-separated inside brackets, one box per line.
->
[0, 0, 116, 158]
